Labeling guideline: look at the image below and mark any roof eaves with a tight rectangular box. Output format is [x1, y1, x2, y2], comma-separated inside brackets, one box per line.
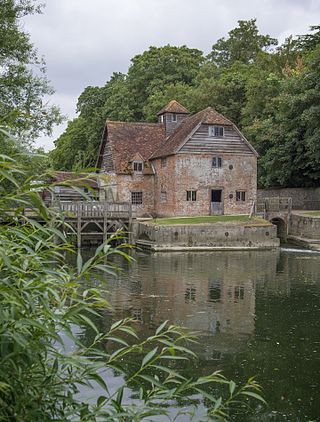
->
[232, 124, 259, 157]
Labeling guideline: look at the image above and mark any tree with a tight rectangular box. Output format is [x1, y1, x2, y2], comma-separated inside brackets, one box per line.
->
[0, 0, 62, 142]
[209, 19, 277, 67]
[127, 45, 204, 120]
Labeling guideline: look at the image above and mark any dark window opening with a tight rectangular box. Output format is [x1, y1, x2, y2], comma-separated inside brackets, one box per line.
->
[212, 156, 222, 168]
[209, 125, 224, 137]
[185, 286, 196, 302]
[234, 286, 245, 301]
[208, 281, 221, 302]
[131, 191, 143, 205]
[186, 190, 197, 201]
[172, 113, 177, 122]
[133, 161, 143, 173]
[236, 191, 246, 202]
[211, 189, 222, 202]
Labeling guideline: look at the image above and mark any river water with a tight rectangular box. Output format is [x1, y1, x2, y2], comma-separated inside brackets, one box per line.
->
[82, 247, 320, 421]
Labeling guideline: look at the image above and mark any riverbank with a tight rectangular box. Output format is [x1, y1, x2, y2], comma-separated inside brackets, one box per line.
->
[134, 216, 279, 251]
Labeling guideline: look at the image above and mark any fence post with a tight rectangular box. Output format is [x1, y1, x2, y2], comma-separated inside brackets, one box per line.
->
[77, 202, 82, 248]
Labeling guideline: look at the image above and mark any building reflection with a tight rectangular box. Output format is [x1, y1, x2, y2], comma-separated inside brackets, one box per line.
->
[102, 250, 281, 357]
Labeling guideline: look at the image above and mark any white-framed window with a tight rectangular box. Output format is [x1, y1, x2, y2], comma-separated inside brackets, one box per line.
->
[161, 157, 167, 168]
[209, 125, 224, 137]
[212, 156, 222, 168]
[160, 191, 167, 203]
[131, 191, 143, 205]
[133, 161, 143, 173]
[236, 191, 246, 202]
[186, 190, 197, 201]
[172, 113, 177, 122]
[159, 114, 164, 123]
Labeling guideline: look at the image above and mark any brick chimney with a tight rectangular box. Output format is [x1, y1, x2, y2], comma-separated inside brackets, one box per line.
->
[157, 100, 189, 136]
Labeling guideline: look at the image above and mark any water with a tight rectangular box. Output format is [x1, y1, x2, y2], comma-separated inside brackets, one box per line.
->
[81, 248, 320, 421]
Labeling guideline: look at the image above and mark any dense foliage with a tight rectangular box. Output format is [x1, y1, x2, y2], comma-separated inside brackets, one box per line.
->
[50, 20, 320, 188]
[0, 152, 265, 420]
[0, 0, 62, 143]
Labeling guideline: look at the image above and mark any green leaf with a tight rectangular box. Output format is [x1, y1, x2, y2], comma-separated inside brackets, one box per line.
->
[229, 380, 236, 396]
[141, 347, 158, 368]
[77, 251, 83, 274]
[155, 320, 168, 335]
[240, 391, 266, 404]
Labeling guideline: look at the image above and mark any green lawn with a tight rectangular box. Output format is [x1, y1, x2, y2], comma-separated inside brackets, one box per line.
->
[299, 211, 320, 217]
[149, 215, 270, 226]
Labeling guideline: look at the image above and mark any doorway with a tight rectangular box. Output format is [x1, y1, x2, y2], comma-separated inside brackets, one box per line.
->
[211, 189, 224, 215]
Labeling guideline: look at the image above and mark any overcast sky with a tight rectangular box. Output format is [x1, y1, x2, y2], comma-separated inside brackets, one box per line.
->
[24, 0, 320, 151]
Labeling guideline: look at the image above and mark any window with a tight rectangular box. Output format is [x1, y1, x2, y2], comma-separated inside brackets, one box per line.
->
[133, 161, 143, 173]
[172, 113, 177, 122]
[212, 156, 222, 168]
[209, 125, 224, 137]
[186, 190, 197, 201]
[131, 191, 143, 205]
[236, 191, 246, 202]
[234, 286, 245, 301]
[160, 191, 167, 203]
[159, 114, 164, 123]
[161, 157, 167, 168]
[185, 286, 196, 303]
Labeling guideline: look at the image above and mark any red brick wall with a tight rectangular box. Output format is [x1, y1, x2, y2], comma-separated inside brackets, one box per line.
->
[154, 153, 257, 216]
[100, 153, 257, 217]
[116, 173, 155, 217]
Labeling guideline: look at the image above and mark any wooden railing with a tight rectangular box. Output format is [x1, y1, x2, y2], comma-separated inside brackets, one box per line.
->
[55, 201, 133, 219]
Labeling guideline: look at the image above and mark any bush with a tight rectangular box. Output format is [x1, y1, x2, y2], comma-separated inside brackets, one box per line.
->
[0, 153, 265, 421]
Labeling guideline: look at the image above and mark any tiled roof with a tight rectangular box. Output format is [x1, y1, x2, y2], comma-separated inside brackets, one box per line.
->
[157, 100, 189, 115]
[151, 107, 234, 158]
[49, 171, 98, 188]
[97, 121, 165, 173]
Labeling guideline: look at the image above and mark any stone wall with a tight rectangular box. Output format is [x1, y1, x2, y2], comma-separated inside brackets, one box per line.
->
[289, 214, 320, 240]
[137, 222, 279, 250]
[258, 187, 320, 210]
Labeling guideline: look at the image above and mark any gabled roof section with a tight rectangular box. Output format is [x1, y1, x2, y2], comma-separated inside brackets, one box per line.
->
[157, 100, 189, 116]
[49, 171, 98, 188]
[151, 107, 258, 158]
[97, 121, 165, 173]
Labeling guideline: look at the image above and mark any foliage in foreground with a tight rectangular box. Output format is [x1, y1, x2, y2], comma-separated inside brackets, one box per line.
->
[0, 154, 265, 420]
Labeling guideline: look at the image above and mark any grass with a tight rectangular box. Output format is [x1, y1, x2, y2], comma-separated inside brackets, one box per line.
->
[149, 215, 270, 226]
[299, 211, 320, 217]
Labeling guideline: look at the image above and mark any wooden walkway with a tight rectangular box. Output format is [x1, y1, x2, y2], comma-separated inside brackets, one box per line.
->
[58, 201, 133, 247]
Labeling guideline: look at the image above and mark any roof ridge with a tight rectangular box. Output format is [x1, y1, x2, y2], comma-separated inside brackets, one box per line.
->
[106, 120, 163, 126]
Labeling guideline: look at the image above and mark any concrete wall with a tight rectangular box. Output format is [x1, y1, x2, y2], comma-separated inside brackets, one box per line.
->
[137, 222, 279, 250]
[154, 153, 257, 217]
[290, 214, 320, 239]
[258, 187, 320, 210]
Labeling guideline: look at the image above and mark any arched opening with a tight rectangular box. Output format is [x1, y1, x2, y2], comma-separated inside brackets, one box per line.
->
[270, 218, 287, 243]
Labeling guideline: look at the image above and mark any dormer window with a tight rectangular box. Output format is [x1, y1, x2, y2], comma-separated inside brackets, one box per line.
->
[172, 113, 177, 122]
[133, 161, 143, 173]
[209, 125, 224, 137]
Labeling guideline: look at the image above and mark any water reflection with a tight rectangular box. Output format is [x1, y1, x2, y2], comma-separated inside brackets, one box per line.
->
[103, 251, 281, 358]
[87, 248, 320, 421]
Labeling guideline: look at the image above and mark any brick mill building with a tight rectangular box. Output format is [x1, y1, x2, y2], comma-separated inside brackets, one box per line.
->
[97, 100, 258, 217]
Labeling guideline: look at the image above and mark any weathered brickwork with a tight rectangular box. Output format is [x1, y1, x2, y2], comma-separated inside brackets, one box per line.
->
[97, 100, 258, 217]
[116, 174, 155, 217]
[153, 153, 256, 217]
